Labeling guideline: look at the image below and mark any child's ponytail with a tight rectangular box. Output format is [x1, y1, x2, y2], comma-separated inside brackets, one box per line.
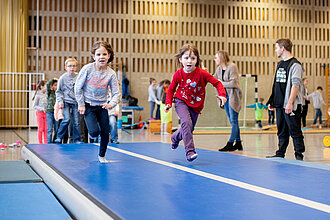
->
[32, 80, 46, 101]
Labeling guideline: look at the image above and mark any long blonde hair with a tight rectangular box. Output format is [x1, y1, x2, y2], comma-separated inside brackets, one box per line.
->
[216, 51, 230, 66]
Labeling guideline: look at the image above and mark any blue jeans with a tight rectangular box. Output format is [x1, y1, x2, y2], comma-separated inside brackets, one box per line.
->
[84, 103, 110, 157]
[224, 100, 241, 142]
[47, 112, 58, 143]
[149, 101, 155, 119]
[109, 115, 118, 142]
[57, 103, 81, 142]
[313, 108, 322, 124]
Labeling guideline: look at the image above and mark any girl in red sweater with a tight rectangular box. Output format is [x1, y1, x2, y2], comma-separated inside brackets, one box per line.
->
[165, 44, 227, 162]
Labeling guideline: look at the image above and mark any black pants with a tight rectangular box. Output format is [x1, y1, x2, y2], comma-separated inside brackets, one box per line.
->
[84, 103, 110, 157]
[301, 104, 308, 127]
[275, 105, 305, 159]
[155, 104, 161, 120]
[268, 110, 275, 124]
[256, 120, 262, 128]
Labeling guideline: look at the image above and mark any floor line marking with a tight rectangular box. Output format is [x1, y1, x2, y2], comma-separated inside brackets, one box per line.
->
[108, 146, 330, 214]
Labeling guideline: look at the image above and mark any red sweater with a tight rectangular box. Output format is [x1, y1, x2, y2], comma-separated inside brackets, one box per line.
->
[166, 67, 226, 114]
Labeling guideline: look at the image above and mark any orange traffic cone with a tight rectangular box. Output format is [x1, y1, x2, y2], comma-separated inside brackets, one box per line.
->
[137, 115, 143, 129]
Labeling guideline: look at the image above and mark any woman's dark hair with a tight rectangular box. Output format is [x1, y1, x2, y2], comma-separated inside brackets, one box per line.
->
[90, 41, 114, 63]
[174, 43, 200, 68]
[32, 80, 46, 101]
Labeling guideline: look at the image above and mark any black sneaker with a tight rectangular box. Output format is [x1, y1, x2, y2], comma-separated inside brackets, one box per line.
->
[266, 155, 284, 158]
[295, 154, 304, 161]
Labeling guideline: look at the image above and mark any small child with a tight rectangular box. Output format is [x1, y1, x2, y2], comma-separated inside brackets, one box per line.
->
[301, 78, 310, 128]
[54, 100, 70, 143]
[155, 80, 164, 120]
[165, 44, 226, 162]
[55, 58, 82, 144]
[32, 80, 47, 144]
[75, 41, 120, 163]
[107, 90, 119, 144]
[148, 78, 160, 120]
[268, 108, 275, 125]
[46, 78, 58, 143]
[307, 86, 326, 126]
[159, 79, 171, 134]
[247, 98, 268, 130]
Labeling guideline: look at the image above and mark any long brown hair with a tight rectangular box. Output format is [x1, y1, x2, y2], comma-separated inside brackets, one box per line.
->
[174, 44, 200, 68]
[216, 51, 230, 66]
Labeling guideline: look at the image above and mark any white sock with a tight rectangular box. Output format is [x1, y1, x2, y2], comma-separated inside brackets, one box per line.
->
[161, 122, 164, 134]
[164, 123, 168, 133]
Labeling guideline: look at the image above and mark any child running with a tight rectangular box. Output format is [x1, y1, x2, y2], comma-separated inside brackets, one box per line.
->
[165, 44, 227, 162]
[32, 80, 47, 144]
[75, 41, 120, 163]
[246, 97, 268, 130]
[159, 79, 171, 134]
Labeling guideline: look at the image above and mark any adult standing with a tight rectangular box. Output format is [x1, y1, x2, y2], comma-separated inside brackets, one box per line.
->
[214, 51, 243, 151]
[266, 39, 305, 160]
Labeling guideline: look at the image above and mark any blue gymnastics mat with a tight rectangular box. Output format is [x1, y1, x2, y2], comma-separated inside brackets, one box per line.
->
[0, 160, 42, 183]
[0, 183, 71, 220]
[23, 143, 330, 220]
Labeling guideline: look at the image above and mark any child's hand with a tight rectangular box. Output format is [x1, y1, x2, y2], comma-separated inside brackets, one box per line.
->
[102, 103, 112, 110]
[217, 96, 227, 108]
[164, 104, 171, 113]
[59, 104, 64, 109]
[78, 106, 85, 115]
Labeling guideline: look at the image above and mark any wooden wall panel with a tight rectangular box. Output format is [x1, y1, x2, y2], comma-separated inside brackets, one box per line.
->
[27, 0, 330, 125]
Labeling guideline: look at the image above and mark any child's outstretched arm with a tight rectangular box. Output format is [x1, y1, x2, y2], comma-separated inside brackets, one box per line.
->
[165, 72, 180, 111]
[246, 104, 256, 109]
[105, 73, 120, 110]
[216, 96, 227, 108]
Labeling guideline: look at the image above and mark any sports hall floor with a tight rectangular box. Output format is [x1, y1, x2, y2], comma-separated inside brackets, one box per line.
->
[1, 127, 329, 164]
[0, 128, 330, 219]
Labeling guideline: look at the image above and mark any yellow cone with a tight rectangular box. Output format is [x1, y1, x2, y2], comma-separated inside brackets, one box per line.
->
[323, 136, 330, 147]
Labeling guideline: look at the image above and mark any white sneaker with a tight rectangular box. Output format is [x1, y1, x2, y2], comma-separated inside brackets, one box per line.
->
[98, 156, 109, 163]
